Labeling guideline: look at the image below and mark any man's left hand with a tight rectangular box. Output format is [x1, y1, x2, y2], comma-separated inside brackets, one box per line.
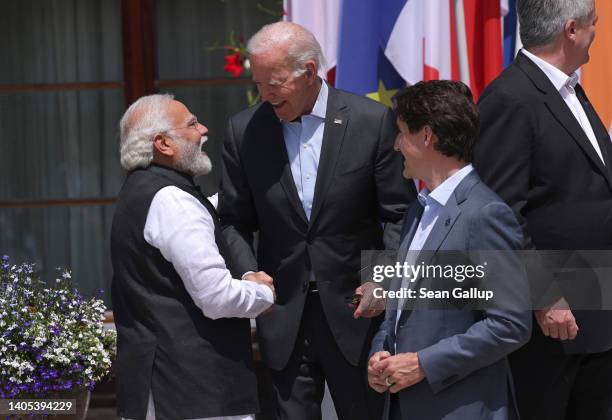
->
[373, 352, 425, 393]
[352, 282, 385, 319]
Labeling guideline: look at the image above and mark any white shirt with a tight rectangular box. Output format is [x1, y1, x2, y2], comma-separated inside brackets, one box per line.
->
[522, 49, 605, 164]
[128, 186, 273, 420]
[281, 81, 328, 219]
[123, 390, 254, 420]
[144, 186, 274, 319]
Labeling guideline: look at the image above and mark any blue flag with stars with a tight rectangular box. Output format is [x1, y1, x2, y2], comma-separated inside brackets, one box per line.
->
[335, 0, 406, 106]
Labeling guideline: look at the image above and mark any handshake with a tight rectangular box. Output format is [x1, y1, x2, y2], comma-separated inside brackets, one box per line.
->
[242, 273, 386, 320]
[244, 271, 276, 299]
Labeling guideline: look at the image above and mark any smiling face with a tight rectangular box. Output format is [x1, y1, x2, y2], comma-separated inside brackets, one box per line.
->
[165, 100, 212, 176]
[250, 49, 319, 122]
[394, 119, 429, 180]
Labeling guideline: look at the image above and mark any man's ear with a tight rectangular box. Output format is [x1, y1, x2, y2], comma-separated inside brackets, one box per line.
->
[305, 61, 317, 82]
[423, 126, 433, 146]
[153, 133, 175, 157]
[565, 19, 578, 40]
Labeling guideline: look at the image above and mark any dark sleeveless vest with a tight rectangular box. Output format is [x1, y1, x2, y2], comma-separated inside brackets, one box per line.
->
[110, 164, 258, 420]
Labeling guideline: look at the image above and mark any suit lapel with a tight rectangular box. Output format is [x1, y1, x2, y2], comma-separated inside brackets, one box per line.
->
[261, 105, 309, 226]
[416, 196, 462, 269]
[575, 84, 612, 188]
[397, 199, 462, 325]
[397, 172, 478, 325]
[397, 202, 424, 263]
[394, 202, 424, 324]
[516, 52, 611, 186]
[309, 87, 349, 228]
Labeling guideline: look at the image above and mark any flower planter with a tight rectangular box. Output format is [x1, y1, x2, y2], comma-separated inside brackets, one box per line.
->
[0, 257, 115, 418]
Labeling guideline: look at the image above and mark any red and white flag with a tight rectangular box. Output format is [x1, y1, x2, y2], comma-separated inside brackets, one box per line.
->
[284, 0, 340, 83]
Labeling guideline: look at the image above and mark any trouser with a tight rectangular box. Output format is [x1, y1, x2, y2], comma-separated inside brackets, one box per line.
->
[511, 343, 612, 420]
[268, 290, 384, 420]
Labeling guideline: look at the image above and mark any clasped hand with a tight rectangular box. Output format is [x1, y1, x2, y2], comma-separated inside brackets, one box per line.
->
[244, 271, 276, 299]
[367, 351, 425, 394]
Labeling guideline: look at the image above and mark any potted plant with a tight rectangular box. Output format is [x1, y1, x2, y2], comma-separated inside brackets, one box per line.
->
[0, 255, 116, 419]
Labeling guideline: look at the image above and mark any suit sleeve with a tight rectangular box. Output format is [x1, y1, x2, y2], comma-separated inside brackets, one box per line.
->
[416, 202, 532, 394]
[218, 116, 259, 276]
[376, 106, 417, 250]
[370, 308, 396, 358]
[474, 90, 535, 249]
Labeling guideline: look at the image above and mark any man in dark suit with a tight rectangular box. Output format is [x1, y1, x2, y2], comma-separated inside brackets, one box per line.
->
[474, 0, 612, 418]
[218, 21, 416, 420]
[368, 80, 531, 419]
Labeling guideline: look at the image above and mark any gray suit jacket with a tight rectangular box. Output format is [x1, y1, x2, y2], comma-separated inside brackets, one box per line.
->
[370, 171, 532, 420]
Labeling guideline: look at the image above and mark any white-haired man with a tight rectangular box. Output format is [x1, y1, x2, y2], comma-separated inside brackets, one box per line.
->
[111, 94, 275, 420]
[474, 0, 612, 418]
[218, 22, 416, 420]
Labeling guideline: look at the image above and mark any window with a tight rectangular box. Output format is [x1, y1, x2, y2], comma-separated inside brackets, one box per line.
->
[0, 0, 282, 305]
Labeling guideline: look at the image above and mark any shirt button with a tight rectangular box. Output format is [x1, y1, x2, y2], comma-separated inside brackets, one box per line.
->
[303, 144, 308, 149]
[306, 175, 311, 180]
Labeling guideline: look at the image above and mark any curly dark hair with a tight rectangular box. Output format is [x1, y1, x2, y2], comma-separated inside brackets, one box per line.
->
[392, 80, 479, 162]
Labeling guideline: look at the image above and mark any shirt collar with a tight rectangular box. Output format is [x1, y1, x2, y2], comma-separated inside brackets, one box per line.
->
[521, 48, 578, 92]
[310, 79, 328, 119]
[281, 79, 328, 124]
[419, 164, 474, 207]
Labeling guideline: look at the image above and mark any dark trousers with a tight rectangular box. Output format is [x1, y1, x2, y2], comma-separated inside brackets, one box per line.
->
[511, 342, 612, 420]
[269, 292, 384, 420]
[388, 393, 401, 420]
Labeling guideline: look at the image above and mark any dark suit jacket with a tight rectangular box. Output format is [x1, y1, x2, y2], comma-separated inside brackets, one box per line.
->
[474, 51, 612, 353]
[218, 85, 416, 370]
[371, 171, 531, 420]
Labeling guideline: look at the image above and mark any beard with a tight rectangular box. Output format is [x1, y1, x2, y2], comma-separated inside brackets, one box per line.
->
[173, 135, 212, 176]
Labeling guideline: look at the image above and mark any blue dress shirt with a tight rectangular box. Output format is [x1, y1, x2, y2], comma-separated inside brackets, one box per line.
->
[281, 81, 328, 220]
[396, 164, 475, 330]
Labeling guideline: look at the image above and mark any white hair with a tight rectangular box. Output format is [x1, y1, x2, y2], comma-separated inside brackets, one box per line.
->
[247, 21, 326, 75]
[119, 94, 175, 171]
[518, 0, 594, 48]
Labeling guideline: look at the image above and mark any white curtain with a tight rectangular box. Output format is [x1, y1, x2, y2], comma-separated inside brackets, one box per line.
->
[0, 0, 124, 301]
[0, 0, 282, 304]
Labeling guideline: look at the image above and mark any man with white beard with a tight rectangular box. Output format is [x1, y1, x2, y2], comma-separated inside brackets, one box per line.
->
[111, 94, 275, 420]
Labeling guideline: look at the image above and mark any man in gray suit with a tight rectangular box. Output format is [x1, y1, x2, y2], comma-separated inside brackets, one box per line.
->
[368, 80, 532, 419]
